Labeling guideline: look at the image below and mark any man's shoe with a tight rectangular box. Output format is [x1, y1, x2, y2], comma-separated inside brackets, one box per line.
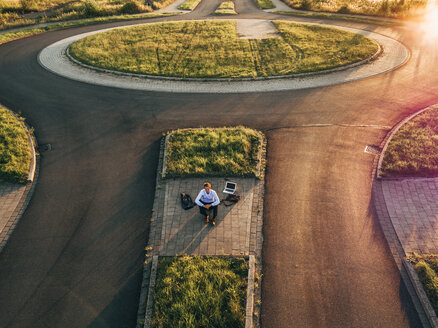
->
[212, 218, 216, 226]
[206, 215, 209, 223]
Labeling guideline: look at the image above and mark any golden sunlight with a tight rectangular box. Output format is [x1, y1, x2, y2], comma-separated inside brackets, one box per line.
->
[421, 0, 438, 39]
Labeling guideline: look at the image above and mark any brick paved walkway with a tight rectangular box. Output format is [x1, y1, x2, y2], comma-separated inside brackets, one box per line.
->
[0, 183, 26, 249]
[148, 177, 264, 257]
[381, 178, 438, 255]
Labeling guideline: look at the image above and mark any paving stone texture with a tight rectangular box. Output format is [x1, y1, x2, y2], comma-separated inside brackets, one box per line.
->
[381, 178, 438, 255]
[148, 177, 264, 257]
[0, 183, 26, 248]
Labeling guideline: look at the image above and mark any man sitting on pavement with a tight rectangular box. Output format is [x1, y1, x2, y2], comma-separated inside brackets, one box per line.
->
[195, 182, 220, 226]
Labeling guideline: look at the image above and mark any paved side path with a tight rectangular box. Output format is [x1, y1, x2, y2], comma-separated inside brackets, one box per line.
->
[148, 177, 264, 257]
[381, 178, 438, 255]
[0, 184, 26, 248]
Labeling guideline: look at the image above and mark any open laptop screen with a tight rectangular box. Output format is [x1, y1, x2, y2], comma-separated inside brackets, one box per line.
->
[226, 182, 236, 190]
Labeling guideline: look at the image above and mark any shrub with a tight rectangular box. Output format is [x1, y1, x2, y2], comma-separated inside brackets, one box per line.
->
[19, 0, 35, 13]
[81, 0, 102, 17]
[119, 0, 144, 14]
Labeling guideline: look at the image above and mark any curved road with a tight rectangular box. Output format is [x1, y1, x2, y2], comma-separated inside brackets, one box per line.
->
[0, 2, 436, 327]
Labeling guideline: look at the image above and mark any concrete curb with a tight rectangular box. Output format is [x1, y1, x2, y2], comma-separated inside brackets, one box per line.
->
[376, 104, 438, 179]
[143, 255, 159, 328]
[245, 255, 255, 328]
[161, 128, 266, 179]
[403, 259, 438, 328]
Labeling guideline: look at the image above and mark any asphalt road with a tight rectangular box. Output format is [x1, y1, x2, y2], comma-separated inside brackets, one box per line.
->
[0, 2, 437, 328]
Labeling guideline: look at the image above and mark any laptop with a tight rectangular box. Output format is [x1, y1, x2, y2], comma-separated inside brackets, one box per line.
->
[223, 181, 237, 194]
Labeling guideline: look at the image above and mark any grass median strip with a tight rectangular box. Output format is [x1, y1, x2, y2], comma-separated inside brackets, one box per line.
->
[69, 20, 378, 78]
[151, 256, 248, 328]
[178, 0, 201, 10]
[164, 127, 261, 178]
[0, 107, 31, 183]
[380, 107, 438, 177]
[255, 0, 275, 10]
[214, 1, 237, 15]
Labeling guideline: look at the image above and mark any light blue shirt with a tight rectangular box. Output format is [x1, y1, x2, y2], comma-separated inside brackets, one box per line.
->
[195, 189, 220, 207]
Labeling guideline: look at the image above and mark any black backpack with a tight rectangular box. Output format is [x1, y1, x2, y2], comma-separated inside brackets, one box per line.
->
[180, 193, 195, 210]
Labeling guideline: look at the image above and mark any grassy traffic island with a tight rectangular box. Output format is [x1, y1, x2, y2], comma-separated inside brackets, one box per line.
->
[150, 256, 248, 328]
[214, 1, 237, 15]
[68, 20, 378, 79]
[408, 253, 438, 315]
[380, 106, 438, 177]
[0, 107, 32, 184]
[164, 127, 262, 178]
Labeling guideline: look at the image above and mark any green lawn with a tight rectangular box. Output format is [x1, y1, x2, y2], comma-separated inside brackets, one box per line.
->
[177, 0, 201, 10]
[69, 20, 378, 79]
[151, 256, 248, 328]
[165, 127, 261, 178]
[409, 253, 438, 315]
[0, 107, 31, 183]
[255, 0, 275, 10]
[282, 0, 428, 18]
[380, 107, 438, 177]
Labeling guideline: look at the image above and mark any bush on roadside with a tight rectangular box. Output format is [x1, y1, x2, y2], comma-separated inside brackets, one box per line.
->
[81, 0, 103, 17]
[119, 0, 144, 14]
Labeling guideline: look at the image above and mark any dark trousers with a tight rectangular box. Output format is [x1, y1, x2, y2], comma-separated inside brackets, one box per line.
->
[199, 202, 218, 219]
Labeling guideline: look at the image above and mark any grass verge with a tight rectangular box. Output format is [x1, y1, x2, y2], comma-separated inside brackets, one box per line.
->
[0, 12, 180, 46]
[274, 10, 403, 26]
[69, 20, 378, 78]
[380, 106, 438, 177]
[408, 253, 438, 315]
[281, 0, 427, 18]
[255, 0, 275, 10]
[165, 127, 261, 178]
[0, 106, 31, 183]
[151, 256, 248, 328]
[0, 0, 178, 30]
[214, 1, 237, 15]
[177, 0, 201, 10]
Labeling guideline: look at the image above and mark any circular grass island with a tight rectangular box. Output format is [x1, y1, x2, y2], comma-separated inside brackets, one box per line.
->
[68, 20, 379, 79]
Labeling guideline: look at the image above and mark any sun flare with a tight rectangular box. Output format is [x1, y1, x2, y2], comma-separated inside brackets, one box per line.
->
[421, 0, 438, 39]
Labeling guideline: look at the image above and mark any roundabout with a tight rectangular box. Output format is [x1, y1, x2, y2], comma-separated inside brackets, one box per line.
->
[0, 1, 435, 327]
[38, 19, 408, 93]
